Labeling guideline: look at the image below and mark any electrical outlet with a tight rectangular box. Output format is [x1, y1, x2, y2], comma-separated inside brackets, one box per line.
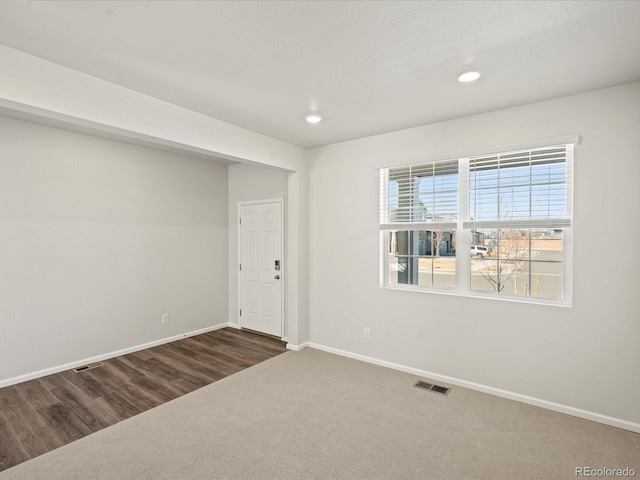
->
[161, 313, 169, 324]
[364, 327, 370, 339]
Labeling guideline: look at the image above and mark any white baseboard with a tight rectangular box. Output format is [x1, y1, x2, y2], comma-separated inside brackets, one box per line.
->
[286, 342, 309, 352]
[306, 342, 640, 434]
[0, 323, 230, 389]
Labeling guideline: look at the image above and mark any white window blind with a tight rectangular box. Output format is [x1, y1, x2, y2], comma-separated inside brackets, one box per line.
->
[378, 140, 575, 304]
[380, 160, 459, 230]
[464, 145, 572, 229]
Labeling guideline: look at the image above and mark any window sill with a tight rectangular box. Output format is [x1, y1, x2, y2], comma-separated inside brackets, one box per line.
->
[381, 284, 572, 308]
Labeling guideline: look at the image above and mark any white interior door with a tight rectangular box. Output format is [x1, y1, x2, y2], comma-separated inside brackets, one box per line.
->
[239, 201, 283, 337]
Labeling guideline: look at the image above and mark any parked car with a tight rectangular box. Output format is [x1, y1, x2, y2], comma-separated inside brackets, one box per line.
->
[470, 245, 489, 258]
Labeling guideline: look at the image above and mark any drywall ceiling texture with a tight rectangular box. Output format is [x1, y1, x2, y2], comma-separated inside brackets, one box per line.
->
[0, 44, 305, 172]
[0, 116, 229, 383]
[306, 83, 640, 428]
[0, 1, 639, 147]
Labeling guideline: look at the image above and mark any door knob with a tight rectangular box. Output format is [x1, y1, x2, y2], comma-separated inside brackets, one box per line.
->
[274, 275, 280, 280]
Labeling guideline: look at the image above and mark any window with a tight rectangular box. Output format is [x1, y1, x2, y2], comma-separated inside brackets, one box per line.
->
[380, 161, 458, 289]
[380, 144, 573, 305]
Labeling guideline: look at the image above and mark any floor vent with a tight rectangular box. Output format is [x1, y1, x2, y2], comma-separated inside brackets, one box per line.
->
[73, 362, 104, 373]
[414, 380, 450, 396]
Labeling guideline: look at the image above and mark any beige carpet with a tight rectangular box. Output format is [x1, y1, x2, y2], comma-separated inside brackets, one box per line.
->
[1, 348, 638, 480]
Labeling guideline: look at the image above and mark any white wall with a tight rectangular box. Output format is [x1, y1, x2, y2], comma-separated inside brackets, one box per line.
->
[0, 43, 310, 353]
[0, 115, 229, 384]
[306, 83, 640, 427]
[227, 163, 289, 332]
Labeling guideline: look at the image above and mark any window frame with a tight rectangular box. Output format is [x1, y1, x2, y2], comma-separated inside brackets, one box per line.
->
[379, 143, 574, 307]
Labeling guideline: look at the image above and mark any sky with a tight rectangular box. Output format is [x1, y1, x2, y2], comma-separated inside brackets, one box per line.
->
[386, 151, 567, 222]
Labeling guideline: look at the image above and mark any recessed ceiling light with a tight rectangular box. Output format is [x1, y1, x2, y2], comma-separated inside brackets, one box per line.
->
[458, 71, 481, 83]
[305, 113, 323, 124]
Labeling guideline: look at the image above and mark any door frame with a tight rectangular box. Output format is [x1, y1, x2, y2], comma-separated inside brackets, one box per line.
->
[237, 198, 285, 340]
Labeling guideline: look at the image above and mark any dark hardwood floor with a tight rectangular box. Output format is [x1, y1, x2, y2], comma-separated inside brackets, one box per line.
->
[0, 327, 287, 472]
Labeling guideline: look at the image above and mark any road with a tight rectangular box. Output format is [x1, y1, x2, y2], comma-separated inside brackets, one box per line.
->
[469, 250, 563, 298]
[391, 250, 563, 298]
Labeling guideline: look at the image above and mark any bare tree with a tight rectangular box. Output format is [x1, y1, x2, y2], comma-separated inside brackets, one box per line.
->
[432, 230, 445, 257]
[479, 229, 528, 293]
[418, 230, 428, 254]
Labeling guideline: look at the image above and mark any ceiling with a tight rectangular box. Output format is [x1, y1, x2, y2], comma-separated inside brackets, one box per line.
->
[0, 1, 639, 149]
